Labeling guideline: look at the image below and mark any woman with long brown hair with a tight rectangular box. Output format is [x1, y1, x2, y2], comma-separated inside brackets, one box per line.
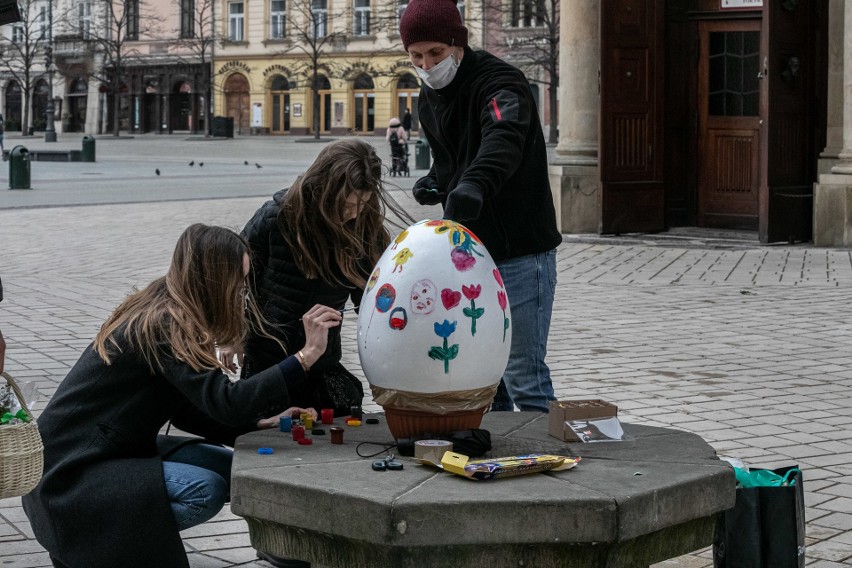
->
[176, 139, 410, 434]
[22, 224, 342, 568]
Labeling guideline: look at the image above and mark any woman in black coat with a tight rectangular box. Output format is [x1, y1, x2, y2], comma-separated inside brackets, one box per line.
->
[22, 224, 342, 568]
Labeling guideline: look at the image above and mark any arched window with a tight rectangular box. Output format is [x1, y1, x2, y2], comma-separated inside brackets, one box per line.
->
[271, 75, 290, 91]
[353, 73, 374, 90]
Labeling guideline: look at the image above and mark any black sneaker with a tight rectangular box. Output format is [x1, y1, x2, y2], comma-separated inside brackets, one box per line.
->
[256, 551, 311, 568]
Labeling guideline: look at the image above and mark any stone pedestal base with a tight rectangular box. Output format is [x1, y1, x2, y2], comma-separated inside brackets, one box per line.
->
[548, 163, 599, 234]
[813, 174, 852, 246]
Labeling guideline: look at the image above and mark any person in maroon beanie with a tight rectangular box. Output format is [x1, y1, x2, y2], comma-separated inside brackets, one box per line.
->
[400, 0, 561, 414]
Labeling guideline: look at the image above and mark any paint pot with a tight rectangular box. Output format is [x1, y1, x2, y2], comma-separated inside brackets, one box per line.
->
[350, 406, 363, 420]
[346, 419, 362, 427]
[279, 415, 292, 432]
[300, 413, 314, 429]
[292, 425, 305, 441]
[321, 408, 334, 425]
[330, 426, 344, 445]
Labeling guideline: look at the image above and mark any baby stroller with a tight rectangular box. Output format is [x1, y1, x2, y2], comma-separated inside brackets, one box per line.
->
[390, 137, 410, 177]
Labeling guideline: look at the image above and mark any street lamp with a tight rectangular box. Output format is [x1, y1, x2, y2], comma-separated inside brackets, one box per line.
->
[43, 0, 56, 142]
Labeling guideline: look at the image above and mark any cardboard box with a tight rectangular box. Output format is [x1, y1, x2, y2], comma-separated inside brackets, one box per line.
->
[548, 399, 618, 442]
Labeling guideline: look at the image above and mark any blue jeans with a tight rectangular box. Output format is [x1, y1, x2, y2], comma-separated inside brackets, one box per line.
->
[162, 441, 233, 531]
[491, 249, 557, 412]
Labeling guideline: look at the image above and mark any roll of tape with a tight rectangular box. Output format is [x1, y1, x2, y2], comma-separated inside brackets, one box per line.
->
[414, 439, 453, 463]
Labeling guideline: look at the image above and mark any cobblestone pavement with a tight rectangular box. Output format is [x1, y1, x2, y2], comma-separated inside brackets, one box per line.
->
[1, 136, 851, 567]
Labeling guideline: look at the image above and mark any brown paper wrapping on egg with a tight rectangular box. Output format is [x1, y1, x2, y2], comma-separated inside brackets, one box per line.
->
[369, 384, 498, 413]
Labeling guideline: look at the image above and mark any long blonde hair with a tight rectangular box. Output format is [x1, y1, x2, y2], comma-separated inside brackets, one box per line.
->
[95, 224, 263, 373]
[278, 138, 411, 288]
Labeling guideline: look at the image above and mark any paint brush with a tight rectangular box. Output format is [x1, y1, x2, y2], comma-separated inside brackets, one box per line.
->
[299, 307, 355, 321]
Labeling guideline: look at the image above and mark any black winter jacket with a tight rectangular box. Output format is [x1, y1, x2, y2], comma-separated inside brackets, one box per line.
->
[22, 333, 301, 567]
[415, 48, 561, 262]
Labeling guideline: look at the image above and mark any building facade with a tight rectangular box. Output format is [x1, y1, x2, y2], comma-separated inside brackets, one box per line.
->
[211, 0, 475, 137]
[548, 0, 852, 245]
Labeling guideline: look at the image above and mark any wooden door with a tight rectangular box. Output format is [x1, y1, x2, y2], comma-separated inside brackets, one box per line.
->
[697, 20, 761, 229]
[759, 1, 818, 243]
[599, 0, 665, 234]
[224, 73, 250, 136]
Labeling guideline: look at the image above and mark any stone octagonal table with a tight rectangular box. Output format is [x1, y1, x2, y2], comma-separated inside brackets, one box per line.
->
[231, 412, 735, 568]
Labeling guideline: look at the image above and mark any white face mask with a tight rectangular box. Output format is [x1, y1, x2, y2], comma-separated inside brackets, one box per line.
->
[413, 49, 460, 90]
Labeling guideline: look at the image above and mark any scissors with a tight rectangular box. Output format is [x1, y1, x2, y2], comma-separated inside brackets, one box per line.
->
[372, 453, 404, 471]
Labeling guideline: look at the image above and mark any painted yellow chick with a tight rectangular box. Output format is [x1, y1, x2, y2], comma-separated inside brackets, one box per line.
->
[391, 229, 409, 250]
[392, 248, 414, 273]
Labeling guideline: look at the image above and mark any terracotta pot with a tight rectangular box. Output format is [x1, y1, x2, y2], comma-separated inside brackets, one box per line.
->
[383, 406, 487, 439]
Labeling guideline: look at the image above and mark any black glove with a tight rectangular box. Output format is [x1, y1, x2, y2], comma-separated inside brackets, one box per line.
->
[443, 184, 483, 222]
[412, 178, 443, 206]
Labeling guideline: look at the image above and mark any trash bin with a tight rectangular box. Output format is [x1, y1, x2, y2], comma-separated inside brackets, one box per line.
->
[82, 135, 96, 162]
[9, 145, 31, 190]
[415, 138, 431, 170]
[212, 116, 234, 138]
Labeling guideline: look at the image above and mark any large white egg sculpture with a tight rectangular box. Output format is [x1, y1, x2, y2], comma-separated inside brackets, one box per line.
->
[357, 219, 512, 438]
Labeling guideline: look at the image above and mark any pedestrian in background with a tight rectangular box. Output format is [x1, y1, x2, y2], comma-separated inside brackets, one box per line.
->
[402, 107, 413, 138]
[22, 224, 343, 568]
[387, 116, 409, 176]
[400, 0, 561, 413]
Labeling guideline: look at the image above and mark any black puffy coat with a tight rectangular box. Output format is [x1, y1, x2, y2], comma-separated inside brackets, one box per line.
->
[241, 189, 365, 378]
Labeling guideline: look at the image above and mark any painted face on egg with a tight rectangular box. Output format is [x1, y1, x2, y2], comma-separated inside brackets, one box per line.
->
[410, 279, 437, 314]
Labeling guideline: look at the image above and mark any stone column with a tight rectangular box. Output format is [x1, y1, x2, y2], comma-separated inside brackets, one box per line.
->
[813, 0, 852, 246]
[831, 0, 852, 175]
[548, 0, 599, 234]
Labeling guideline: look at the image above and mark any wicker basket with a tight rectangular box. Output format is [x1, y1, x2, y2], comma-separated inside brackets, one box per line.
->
[0, 372, 44, 499]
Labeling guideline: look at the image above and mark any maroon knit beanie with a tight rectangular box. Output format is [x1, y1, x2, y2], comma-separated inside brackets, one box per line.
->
[399, 0, 468, 50]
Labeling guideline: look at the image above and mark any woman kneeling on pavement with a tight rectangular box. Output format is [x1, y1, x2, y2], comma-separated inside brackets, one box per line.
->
[22, 224, 343, 568]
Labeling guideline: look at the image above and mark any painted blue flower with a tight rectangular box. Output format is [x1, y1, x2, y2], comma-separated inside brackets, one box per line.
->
[430, 320, 459, 374]
[434, 320, 457, 338]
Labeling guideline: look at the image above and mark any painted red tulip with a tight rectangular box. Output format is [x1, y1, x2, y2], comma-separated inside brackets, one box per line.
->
[493, 268, 504, 288]
[497, 290, 507, 311]
[462, 284, 481, 300]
